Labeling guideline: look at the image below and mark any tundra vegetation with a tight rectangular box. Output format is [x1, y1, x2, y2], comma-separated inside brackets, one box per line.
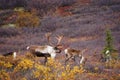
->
[0, 0, 120, 80]
[0, 53, 120, 80]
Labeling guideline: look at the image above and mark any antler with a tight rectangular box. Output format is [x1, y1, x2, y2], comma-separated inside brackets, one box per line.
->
[45, 33, 53, 46]
[55, 35, 64, 45]
[45, 33, 64, 46]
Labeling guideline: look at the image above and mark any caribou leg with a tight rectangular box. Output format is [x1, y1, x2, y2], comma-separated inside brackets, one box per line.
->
[65, 56, 72, 65]
[44, 56, 48, 64]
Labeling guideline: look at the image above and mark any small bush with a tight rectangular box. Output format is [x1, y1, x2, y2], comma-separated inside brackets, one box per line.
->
[0, 70, 11, 80]
[105, 59, 120, 69]
[16, 11, 40, 27]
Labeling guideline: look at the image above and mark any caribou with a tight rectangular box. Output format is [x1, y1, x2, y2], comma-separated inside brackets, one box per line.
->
[64, 48, 87, 65]
[2, 51, 17, 59]
[26, 33, 63, 63]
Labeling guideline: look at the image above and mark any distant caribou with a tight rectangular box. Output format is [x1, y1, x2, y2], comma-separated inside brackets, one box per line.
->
[26, 33, 63, 63]
[2, 52, 17, 59]
[100, 50, 112, 62]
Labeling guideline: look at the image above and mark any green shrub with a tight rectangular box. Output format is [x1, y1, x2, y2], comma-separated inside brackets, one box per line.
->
[102, 29, 117, 62]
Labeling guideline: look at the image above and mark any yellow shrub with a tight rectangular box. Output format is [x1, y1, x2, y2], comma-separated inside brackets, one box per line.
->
[33, 58, 61, 80]
[16, 11, 40, 27]
[32, 58, 85, 80]
[33, 64, 51, 79]
[21, 77, 27, 80]
[1, 61, 13, 68]
[60, 65, 85, 80]
[0, 70, 10, 80]
[105, 59, 120, 69]
[0, 55, 111, 80]
[14, 58, 34, 72]
[0, 56, 13, 69]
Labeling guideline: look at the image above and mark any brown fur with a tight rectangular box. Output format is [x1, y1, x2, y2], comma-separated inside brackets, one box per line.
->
[65, 48, 87, 65]
[67, 48, 81, 56]
[28, 45, 47, 53]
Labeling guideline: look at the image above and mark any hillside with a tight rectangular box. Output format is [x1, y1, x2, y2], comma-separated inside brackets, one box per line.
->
[0, 0, 120, 53]
[0, 0, 120, 80]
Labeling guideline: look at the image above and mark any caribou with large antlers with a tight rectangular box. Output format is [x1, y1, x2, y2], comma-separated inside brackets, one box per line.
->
[26, 33, 63, 63]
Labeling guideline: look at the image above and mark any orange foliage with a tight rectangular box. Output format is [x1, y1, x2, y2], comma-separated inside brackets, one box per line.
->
[55, 6, 72, 16]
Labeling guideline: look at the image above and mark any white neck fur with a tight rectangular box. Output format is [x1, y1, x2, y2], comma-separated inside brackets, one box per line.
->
[50, 53, 56, 59]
